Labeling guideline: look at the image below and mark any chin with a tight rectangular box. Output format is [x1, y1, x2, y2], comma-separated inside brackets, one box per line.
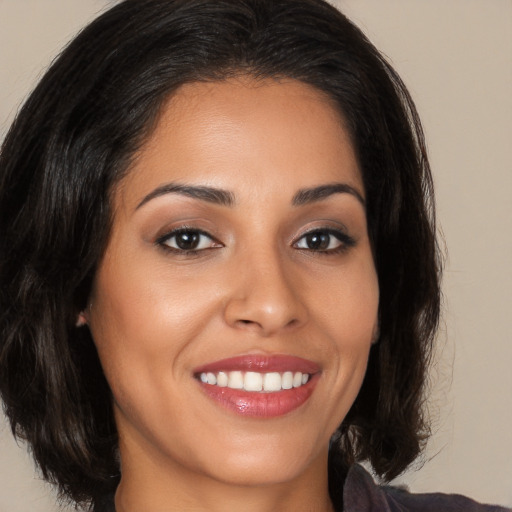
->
[193, 431, 328, 487]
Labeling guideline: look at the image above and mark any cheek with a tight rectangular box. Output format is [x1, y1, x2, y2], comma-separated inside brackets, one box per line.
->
[86, 249, 228, 402]
[86, 266, 194, 434]
[89, 246, 214, 339]
[310, 256, 378, 411]
[313, 256, 379, 345]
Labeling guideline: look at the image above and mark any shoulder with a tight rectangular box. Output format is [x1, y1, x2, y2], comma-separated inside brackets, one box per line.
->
[343, 464, 511, 512]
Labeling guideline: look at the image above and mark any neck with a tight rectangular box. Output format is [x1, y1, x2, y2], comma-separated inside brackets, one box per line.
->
[114, 436, 335, 512]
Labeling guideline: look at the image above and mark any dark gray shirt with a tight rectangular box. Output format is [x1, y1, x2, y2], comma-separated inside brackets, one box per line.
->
[342, 464, 511, 512]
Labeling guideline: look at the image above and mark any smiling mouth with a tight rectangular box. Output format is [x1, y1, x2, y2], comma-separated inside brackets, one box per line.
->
[198, 370, 310, 392]
[194, 355, 319, 417]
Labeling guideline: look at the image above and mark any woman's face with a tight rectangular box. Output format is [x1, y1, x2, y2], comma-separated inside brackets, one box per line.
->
[87, 77, 379, 488]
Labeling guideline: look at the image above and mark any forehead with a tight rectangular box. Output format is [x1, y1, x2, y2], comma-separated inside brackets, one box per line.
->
[118, 77, 362, 210]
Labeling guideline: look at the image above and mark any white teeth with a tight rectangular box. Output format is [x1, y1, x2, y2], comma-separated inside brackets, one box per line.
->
[199, 370, 312, 392]
[282, 371, 293, 389]
[244, 372, 263, 391]
[227, 371, 244, 389]
[263, 372, 282, 392]
[292, 371, 303, 388]
[216, 371, 228, 387]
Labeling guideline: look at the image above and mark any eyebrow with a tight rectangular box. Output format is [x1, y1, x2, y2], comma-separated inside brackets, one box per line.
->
[292, 183, 365, 207]
[136, 182, 236, 210]
[136, 181, 364, 211]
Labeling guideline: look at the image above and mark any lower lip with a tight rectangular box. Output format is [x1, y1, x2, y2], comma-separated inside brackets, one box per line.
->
[198, 375, 318, 418]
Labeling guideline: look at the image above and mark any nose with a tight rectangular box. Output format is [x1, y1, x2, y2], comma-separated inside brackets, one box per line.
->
[223, 247, 308, 336]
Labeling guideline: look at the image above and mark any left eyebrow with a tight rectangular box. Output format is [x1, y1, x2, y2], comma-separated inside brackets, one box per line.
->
[136, 182, 236, 210]
[292, 183, 365, 207]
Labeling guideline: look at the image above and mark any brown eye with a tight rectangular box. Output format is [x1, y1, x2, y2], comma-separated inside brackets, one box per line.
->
[174, 231, 200, 250]
[158, 229, 221, 252]
[303, 232, 331, 251]
[294, 229, 356, 253]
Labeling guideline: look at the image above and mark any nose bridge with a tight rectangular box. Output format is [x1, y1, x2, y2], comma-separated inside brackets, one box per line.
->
[224, 241, 306, 335]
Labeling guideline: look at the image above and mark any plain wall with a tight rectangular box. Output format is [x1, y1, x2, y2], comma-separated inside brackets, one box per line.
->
[0, 1, 511, 510]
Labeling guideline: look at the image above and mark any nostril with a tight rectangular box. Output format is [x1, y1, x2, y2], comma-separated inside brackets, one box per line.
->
[234, 319, 263, 331]
[237, 319, 258, 327]
[225, 295, 307, 335]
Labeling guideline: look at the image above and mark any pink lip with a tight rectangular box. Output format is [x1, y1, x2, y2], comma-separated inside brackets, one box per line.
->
[194, 355, 320, 418]
[193, 354, 320, 374]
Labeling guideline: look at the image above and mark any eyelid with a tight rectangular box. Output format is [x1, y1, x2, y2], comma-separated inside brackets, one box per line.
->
[292, 226, 356, 252]
[155, 226, 223, 252]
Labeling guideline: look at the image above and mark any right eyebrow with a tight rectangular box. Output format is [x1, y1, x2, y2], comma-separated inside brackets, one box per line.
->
[135, 182, 236, 210]
[292, 183, 365, 207]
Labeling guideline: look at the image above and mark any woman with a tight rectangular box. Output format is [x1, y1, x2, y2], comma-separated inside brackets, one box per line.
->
[0, 1, 509, 511]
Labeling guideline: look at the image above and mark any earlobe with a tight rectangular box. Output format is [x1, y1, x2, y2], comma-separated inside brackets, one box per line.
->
[76, 300, 93, 327]
[76, 311, 88, 327]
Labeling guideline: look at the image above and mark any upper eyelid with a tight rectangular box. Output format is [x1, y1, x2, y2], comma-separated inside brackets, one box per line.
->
[292, 225, 351, 242]
[154, 224, 355, 250]
[293, 227, 356, 249]
[156, 227, 219, 245]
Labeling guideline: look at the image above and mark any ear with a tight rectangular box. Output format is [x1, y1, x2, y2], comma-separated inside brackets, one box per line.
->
[76, 311, 89, 327]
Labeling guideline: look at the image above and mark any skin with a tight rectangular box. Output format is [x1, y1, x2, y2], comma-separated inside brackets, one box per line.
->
[86, 77, 379, 512]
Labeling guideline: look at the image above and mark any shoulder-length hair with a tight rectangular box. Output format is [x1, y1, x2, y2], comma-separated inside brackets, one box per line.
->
[0, 0, 441, 508]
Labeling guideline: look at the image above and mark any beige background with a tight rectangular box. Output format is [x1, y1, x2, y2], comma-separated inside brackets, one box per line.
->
[0, 0, 511, 510]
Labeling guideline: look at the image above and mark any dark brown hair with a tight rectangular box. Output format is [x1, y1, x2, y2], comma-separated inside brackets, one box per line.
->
[0, 0, 441, 509]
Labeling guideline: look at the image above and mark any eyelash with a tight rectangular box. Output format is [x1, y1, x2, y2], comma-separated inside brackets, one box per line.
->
[156, 227, 222, 255]
[155, 226, 356, 256]
[293, 228, 356, 255]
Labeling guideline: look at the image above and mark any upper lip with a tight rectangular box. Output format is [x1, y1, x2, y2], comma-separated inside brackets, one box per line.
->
[193, 354, 320, 375]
